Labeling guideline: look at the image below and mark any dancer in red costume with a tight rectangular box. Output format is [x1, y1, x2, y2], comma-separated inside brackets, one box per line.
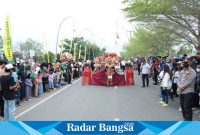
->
[125, 60, 134, 85]
[82, 60, 92, 85]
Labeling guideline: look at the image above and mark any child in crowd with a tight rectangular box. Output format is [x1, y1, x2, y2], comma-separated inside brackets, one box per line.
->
[55, 68, 61, 87]
[48, 69, 55, 90]
[25, 74, 33, 101]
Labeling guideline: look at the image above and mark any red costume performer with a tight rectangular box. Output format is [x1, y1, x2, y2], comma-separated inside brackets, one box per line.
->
[125, 61, 134, 85]
[82, 62, 92, 85]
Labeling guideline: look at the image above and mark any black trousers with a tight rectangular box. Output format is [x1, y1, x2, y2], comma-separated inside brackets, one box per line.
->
[20, 83, 26, 101]
[42, 82, 48, 92]
[0, 91, 4, 117]
[193, 93, 200, 108]
[68, 74, 72, 84]
[180, 93, 193, 121]
[137, 64, 141, 75]
[154, 71, 158, 84]
[170, 83, 178, 99]
[142, 74, 149, 87]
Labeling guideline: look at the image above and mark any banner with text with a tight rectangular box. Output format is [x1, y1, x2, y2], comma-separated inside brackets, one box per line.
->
[0, 121, 199, 135]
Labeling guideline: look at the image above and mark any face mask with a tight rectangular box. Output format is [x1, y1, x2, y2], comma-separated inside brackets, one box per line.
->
[179, 67, 183, 71]
[183, 63, 189, 68]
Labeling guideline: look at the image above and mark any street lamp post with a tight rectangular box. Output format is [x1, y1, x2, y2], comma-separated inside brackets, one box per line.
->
[55, 16, 75, 57]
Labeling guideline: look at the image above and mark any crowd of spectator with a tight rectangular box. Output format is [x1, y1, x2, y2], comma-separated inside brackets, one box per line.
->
[1, 53, 200, 121]
[135, 53, 200, 121]
[0, 59, 84, 120]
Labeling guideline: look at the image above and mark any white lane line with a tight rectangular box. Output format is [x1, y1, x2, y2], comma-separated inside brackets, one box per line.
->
[16, 78, 81, 119]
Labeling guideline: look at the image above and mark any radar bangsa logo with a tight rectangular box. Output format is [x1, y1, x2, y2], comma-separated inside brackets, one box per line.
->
[99, 122, 134, 133]
[66, 122, 134, 134]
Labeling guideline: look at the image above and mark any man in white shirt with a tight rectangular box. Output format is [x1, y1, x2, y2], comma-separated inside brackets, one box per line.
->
[141, 60, 150, 87]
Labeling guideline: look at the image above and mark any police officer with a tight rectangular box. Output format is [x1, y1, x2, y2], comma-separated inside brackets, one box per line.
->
[178, 60, 196, 120]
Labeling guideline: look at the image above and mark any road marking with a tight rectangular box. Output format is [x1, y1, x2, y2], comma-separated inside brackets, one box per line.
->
[16, 78, 81, 119]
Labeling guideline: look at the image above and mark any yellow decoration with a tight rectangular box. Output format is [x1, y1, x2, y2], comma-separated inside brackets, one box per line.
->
[3, 16, 13, 62]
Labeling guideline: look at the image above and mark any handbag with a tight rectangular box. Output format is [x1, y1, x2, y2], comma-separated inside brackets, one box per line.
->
[160, 73, 172, 90]
[167, 79, 172, 90]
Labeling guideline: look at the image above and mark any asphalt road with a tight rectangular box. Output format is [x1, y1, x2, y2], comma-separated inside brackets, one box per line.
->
[16, 72, 185, 121]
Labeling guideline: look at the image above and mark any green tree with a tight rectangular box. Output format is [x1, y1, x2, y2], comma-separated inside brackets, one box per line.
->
[176, 44, 194, 57]
[122, 0, 200, 51]
[44, 51, 55, 63]
[121, 27, 180, 57]
[18, 38, 44, 60]
[59, 37, 106, 61]
[56, 53, 61, 62]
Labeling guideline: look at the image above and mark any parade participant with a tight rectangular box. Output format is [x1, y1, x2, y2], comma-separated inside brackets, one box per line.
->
[105, 59, 115, 86]
[178, 60, 196, 120]
[101, 61, 105, 70]
[1, 64, 20, 120]
[125, 60, 134, 85]
[82, 60, 92, 85]
[93, 58, 101, 73]
[121, 59, 126, 71]
[114, 61, 120, 72]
